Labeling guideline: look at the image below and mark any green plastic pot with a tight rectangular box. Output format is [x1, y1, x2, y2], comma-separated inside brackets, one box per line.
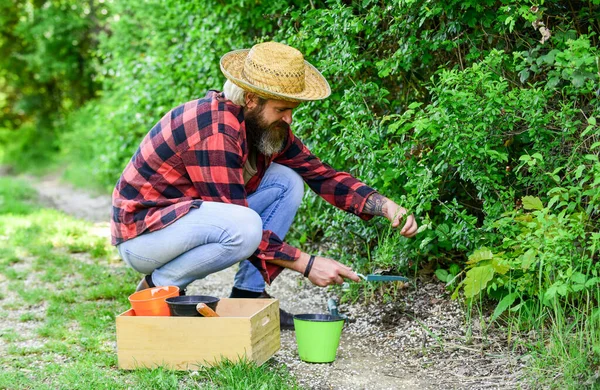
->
[293, 314, 345, 363]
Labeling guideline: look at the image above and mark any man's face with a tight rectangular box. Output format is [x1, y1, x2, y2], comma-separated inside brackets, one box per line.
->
[244, 96, 300, 156]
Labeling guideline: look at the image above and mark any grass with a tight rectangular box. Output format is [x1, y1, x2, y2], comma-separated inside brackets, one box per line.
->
[484, 278, 600, 389]
[516, 295, 600, 389]
[0, 177, 300, 389]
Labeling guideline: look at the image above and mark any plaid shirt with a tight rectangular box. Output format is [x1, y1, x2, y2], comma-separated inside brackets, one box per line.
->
[111, 91, 376, 284]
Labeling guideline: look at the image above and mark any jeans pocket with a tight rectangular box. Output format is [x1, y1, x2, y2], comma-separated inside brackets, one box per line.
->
[124, 249, 162, 274]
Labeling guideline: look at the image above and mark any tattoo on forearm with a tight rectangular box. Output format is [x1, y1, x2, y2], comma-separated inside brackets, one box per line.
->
[364, 193, 387, 217]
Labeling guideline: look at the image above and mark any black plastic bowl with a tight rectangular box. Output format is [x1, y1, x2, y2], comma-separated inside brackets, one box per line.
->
[165, 295, 220, 317]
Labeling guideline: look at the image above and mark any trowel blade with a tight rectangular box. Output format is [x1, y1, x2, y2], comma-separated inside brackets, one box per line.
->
[364, 274, 409, 282]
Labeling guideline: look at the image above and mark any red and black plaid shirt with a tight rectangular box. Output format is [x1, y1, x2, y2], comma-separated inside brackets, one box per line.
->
[111, 91, 375, 283]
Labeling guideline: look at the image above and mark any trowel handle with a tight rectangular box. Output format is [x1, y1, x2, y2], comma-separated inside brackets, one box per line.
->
[327, 298, 339, 317]
[196, 303, 219, 317]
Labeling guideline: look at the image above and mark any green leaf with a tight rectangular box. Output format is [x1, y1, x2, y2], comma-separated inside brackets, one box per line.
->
[522, 196, 544, 210]
[574, 165, 586, 179]
[448, 263, 461, 276]
[539, 50, 557, 65]
[546, 76, 560, 88]
[492, 258, 510, 275]
[491, 292, 519, 321]
[466, 248, 493, 265]
[519, 69, 530, 83]
[572, 74, 587, 88]
[463, 265, 494, 298]
[557, 283, 568, 296]
[583, 124, 596, 137]
[436, 223, 450, 236]
[510, 301, 526, 312]
[544, 283, 560, 304]
[419, 235, 434, 250]
[435, 268, 449, 282]
[521, 249, 536, 270]
[585, 278, 600, 287]
[451, 285, 461, 300]
[588, 117, 597, 126]
[572, 283, 585, 292]
[571, 272, 586, 285]
[446, 272, 461, 286]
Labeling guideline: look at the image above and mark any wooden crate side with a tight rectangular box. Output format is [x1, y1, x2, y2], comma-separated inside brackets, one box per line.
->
[216, 298, 276, 317]
[248, 300, 280, 365]
[116, 315, 252, 370]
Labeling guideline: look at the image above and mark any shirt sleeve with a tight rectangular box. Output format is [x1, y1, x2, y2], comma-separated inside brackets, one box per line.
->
[181, 132, 301, 285]
[274, 131, 377, 219]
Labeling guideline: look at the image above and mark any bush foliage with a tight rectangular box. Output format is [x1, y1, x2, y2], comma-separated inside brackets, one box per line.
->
[0, 0, 106, 168]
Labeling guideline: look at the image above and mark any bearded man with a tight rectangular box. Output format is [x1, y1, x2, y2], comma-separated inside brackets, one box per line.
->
[111, 42, 418, 329]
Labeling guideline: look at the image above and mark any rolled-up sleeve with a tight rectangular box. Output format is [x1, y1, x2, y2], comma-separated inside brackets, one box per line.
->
[274, 131, 377, 220]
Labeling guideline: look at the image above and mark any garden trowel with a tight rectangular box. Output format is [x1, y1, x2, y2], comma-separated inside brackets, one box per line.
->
[356, 273, 410, 282]
[341, 272, 410, 291]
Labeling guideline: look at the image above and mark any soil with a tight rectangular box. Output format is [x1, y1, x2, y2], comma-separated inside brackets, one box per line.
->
[21, 173, 527, 389]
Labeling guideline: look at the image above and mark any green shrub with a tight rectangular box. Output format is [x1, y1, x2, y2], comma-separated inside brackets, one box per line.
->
[460, 195, 599, 310]
[458, 133, 600, 309]
[0, 0, 106, 170]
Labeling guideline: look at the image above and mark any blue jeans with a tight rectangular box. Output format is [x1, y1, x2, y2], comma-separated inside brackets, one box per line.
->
[116, 163, 304, 291]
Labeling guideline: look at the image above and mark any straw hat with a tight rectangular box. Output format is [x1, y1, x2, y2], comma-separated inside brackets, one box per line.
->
[220, 41, 331, 102]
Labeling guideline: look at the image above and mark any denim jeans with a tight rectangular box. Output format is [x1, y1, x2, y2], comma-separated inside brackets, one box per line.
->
[116, 163, 304, 291]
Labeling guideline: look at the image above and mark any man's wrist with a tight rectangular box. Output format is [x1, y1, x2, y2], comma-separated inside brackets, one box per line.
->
[303, 255, 316, 277]
[384, 199, 397, 220]
[364, 192, 391, 217]
[294, 252, 311, 273]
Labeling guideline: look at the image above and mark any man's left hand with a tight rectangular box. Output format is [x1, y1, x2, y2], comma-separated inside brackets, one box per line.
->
[363, 193, 418, 237]
[384, 200, 418, 237]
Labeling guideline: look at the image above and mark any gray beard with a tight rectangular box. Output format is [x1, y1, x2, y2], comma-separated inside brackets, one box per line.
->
[257, 129, 286, 156]
[244, 105, 288, 156]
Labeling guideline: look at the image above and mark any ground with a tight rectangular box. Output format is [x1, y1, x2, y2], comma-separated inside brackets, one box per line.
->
[25, 173, 526, 389]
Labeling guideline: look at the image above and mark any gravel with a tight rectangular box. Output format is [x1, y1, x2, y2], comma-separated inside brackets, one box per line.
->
[190, 267, 526, 389]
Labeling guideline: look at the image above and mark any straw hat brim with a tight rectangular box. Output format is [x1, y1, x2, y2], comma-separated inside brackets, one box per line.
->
[220, 49, 331, 102]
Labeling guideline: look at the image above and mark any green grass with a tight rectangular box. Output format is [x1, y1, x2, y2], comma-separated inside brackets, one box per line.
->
[518, 296, 600, 389]
[491, 284, 600, 389]
[0, 177, 300, 390]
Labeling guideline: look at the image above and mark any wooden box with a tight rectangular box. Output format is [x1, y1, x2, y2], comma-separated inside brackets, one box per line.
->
[116, 298, 280, 370]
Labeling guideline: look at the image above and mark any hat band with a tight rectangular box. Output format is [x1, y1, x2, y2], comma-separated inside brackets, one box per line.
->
[242, 58, 305, 94]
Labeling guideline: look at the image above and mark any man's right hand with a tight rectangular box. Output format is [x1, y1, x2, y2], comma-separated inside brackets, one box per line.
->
[306, 256, 361, 287]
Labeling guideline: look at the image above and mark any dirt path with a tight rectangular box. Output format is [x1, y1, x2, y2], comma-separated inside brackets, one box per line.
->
[26, 173, 525, 390]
